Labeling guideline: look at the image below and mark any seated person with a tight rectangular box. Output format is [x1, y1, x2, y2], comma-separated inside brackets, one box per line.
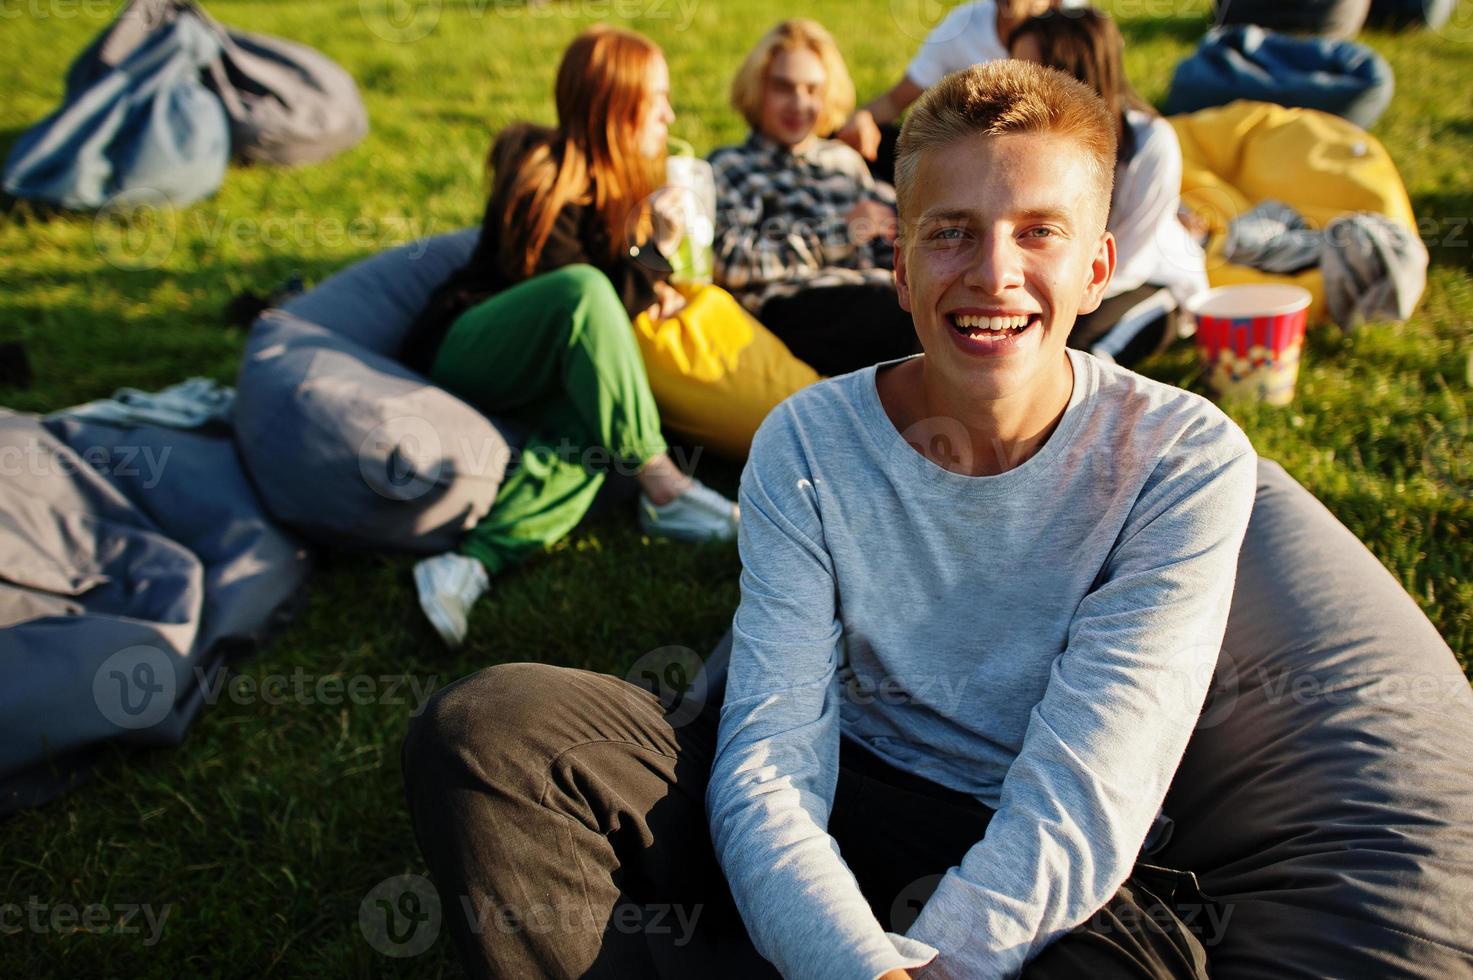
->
[1009, 7, 1208, 365]
[402, 60, 1256, 978]
[709, 19, 918, 378]
[837, 0, 1071, 181]
[398, 26, 738, 648]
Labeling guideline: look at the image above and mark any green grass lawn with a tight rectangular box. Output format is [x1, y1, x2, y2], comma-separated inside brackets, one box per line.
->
[2, 0, 1470, 974]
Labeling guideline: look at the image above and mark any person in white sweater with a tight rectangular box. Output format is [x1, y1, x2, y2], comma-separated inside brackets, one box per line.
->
[837, 0, 1077, 178]
[1008, 7, 1208, 366]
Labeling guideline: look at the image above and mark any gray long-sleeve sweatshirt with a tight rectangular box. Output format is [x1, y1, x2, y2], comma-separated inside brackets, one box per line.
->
[706, 348, 1257, 980]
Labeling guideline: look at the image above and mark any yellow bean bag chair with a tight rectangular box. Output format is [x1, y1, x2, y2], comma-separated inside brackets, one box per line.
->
[633, 283, 820, 460]
[1169, 100, 1416, 325]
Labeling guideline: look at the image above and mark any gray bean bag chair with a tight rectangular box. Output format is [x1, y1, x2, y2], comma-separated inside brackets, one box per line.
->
[235, 230, 517, 554]
[1166, 25, 1395, 130]
[0, 411, 310, 813]
[699, 459, 1473, 976]
[64, 0, 369, 168]
[1155, 459, 1473, 976]
[1213, 0, 1371, 39]
[1368, 0, 1456, 30]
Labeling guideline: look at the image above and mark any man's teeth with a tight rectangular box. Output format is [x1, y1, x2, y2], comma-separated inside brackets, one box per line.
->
[953, 314, 1032, 332]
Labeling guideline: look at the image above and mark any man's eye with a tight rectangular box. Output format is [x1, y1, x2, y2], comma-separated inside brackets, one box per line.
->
[1023, 227, 1057, 239]
[933, 227, 966, 241]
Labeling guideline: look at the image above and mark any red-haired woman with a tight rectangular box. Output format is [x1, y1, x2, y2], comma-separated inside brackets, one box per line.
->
[399, 26, 738, 648]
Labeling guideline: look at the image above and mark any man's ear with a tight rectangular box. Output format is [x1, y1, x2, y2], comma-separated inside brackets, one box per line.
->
[1076, 230, 1116, 317]
[894, 235, 913, 313]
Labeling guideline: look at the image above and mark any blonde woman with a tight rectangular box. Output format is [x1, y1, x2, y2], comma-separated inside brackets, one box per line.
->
[709, 19, 918, 377]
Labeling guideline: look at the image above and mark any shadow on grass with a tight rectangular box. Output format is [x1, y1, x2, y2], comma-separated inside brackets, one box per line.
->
[0, 250, 380, 412]
[1410, 189, 1473, 272]
[1429, 118, 1473, 141]
[0, 124, 27, 166]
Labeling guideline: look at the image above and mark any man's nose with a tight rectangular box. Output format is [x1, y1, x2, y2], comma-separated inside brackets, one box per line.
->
[963, 231, 1025, 295]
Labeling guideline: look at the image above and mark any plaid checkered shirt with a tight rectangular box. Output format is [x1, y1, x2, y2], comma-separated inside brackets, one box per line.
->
[709, 132, 899, 314]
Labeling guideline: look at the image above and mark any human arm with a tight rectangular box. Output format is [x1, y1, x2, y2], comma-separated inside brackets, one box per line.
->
[706, 413, 938, 980]
[839, 0, 997, 157]
[837, 77, 925, 158]
[906, 442, 1258, 979]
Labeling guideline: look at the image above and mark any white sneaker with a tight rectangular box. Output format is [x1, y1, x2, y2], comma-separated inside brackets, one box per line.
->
[639, 479, 740, 542]
[413, 553, 490, 648]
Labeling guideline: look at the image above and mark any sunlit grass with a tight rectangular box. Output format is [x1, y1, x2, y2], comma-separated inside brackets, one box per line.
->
[1, 0, 1469, 974]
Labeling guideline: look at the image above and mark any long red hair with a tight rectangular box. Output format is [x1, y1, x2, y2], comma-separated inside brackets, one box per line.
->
[490, 26, 665, 279]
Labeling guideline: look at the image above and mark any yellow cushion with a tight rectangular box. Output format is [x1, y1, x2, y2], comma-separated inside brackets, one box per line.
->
[633, 283, 820, 459]
[1170, 100, 1416, 325]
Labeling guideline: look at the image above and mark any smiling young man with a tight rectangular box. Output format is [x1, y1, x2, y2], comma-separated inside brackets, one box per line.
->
[402, 61, 1255, 980]
[705, 61, 1256, 979]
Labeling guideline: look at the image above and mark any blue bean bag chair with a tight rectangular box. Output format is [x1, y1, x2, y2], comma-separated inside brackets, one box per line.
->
[698, 458, 1473, 975]
[2, 13, 229, 209]
[1367, 0, 1455, 30]
[0, 412, 310, 813]
[235, 230, 521, 555]
[1166, 25, 1395, 130]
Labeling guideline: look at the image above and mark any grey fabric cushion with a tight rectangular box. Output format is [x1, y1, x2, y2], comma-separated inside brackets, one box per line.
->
[280, 228, 477, 356]
[1157, 459, 1473, 977]
[235, 310, 513, 554]
[62, 0, 369, 170]
[42, 415, 310, 655]
[1213, 0, 1371, 39]
[0, 411, 308, 811]
[703, 458, 1473, 975]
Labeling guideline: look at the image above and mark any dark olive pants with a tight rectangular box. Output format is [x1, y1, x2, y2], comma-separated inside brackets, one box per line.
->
[402, 662, 1215, 979]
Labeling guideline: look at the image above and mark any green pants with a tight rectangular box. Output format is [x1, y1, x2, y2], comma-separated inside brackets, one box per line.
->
[429, 265, 668, 575]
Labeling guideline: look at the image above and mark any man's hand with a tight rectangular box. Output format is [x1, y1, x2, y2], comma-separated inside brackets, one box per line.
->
[838, 108, 883, 161]
[846, 199, 898, 246]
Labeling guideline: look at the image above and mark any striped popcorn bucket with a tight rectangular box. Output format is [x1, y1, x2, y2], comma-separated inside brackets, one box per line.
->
[1184, 285, 1312, 407]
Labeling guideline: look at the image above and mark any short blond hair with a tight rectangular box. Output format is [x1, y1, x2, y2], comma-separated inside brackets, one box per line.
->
[894, 60, 1117, 230]
[729, 20, 856, 138]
